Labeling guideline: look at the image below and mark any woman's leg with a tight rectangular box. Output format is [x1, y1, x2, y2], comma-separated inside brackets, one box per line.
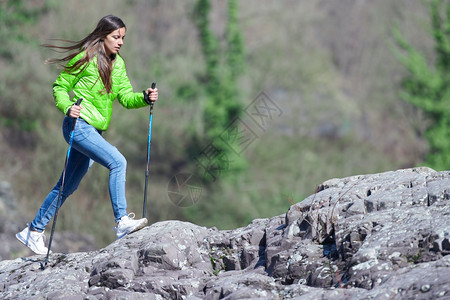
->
[29, 117, 143, 240]
[30, 117, 93, 232]
[31, 117, 128, 230]
[30, 148, 92, 232]
[68, 119, 128, 223]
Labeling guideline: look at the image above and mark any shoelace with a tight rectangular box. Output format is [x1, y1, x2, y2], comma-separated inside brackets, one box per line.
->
[113, 213, 136, 232]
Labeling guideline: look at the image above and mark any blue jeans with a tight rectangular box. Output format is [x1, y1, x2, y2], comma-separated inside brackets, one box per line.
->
[30, 116, 128, 232]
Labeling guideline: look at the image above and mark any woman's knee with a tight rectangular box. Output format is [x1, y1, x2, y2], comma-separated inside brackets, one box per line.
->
[110, 151, 127, 171]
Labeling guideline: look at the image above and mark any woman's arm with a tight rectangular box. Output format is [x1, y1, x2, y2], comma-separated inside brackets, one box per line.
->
[115, 57, 158, 108]
[53, 70, 79, 115]
[53, 53, 84, 115]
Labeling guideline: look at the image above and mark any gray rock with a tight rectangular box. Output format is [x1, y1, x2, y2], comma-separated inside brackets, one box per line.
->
[0, 168, 449, 299]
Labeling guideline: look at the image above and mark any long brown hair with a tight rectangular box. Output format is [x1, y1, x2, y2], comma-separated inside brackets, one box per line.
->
[43, 15, 126, 94]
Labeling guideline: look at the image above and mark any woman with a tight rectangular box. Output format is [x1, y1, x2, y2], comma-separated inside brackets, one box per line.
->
[16, 15, 158, 255]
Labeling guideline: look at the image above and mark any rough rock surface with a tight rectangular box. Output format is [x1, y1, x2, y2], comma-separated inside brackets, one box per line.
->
[0, 167, 449, 299]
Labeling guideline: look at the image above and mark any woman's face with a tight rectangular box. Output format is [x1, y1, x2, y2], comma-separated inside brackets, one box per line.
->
[103, 27, 126, 56]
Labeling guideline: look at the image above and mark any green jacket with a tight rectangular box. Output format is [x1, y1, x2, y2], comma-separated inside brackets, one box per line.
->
[53, 51, 148, 131]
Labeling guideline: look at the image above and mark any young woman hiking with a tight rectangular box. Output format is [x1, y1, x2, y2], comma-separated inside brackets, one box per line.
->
[16, 15, 158, 255]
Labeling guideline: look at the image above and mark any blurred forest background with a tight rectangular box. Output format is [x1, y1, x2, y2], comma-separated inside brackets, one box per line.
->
[0, 0, 444, 247]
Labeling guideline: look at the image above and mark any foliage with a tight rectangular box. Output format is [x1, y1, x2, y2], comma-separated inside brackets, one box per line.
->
[0, 0, 433, 251]
[394, 0, 450, 170]
[0, 0, 41, 57]
[192, 0, 247, 182]
[0, 0, 56, 132]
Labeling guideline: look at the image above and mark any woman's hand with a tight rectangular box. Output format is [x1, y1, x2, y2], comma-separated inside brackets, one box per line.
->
[67, 104, 82, 118]
[145, 87, 158, 102]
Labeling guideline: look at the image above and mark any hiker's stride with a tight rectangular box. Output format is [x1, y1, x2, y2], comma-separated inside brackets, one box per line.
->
[16, 15, 158, 255]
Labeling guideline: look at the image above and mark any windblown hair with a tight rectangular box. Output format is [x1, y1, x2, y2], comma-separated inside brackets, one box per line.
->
[43, 15, 126, 94]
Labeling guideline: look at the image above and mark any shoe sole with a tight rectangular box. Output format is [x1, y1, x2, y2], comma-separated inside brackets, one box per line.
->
[117, 218, 148, 239]
[15, 233, 49, 255]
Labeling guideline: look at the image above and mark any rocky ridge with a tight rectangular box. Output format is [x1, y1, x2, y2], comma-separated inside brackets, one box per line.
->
[0, 167, 449, 299]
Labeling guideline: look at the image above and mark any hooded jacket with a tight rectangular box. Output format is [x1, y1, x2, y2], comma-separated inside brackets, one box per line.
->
[53, 51, 148, 131]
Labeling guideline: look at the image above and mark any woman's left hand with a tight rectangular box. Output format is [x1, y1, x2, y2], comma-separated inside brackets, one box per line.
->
[145, 87, 158, 102]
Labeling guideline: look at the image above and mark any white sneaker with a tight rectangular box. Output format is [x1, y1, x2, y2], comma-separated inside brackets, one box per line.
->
[16, 225, 51, 255]
[114, 213, 148, 239]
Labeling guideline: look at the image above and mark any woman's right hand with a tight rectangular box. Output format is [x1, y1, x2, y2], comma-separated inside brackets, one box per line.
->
[67, 104, 82, 118]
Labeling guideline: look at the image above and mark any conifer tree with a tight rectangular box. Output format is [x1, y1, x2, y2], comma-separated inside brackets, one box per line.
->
[193, 0, 246, 181]
[394, 0, 450, 170]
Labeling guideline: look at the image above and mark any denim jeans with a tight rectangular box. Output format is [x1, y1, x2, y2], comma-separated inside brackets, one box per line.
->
[30, 116, 128, 232]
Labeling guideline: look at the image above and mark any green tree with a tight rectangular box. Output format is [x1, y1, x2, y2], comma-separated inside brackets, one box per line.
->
[192, 0, 246, 181]
[394, 0, 450, 170]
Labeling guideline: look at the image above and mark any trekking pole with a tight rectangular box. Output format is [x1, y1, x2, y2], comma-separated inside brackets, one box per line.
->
[41, 98, 83, 269]
[142, 82, 156, 218]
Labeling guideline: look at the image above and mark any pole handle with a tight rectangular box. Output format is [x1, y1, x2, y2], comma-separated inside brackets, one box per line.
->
[143, 83, 157, 109]
[143, 83, 157, 98]
[75, 98, 83, 106]
[71, 98, 83, 130]
[150, 83, 156, 109]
